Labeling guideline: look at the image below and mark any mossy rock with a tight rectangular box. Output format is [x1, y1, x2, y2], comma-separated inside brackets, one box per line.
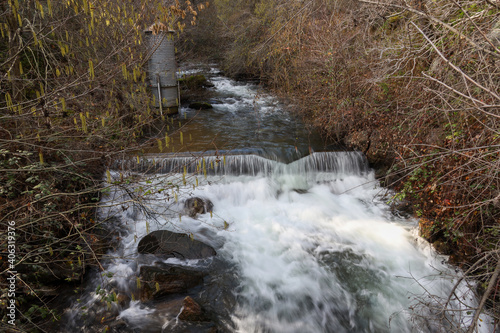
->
[179, 75, 214, 90]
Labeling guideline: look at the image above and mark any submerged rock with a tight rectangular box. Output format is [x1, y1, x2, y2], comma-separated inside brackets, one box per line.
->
[184, 197, 214, 218]
[137, 230, 216, 259]
[189, 101, 213, 110]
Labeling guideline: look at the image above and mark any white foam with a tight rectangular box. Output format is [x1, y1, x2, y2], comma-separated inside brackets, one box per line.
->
[117, 301, 155, 322]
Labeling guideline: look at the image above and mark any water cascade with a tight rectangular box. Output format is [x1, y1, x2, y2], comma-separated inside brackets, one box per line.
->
[115, 151, 369, 177]
[62, 67, 492, 333]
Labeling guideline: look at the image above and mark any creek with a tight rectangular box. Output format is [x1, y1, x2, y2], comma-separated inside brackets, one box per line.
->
[62, 66, 492, 333]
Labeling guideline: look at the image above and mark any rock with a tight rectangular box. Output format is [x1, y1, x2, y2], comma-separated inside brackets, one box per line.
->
[179, 296, 207, 321]
[179, 75, 214, 90]
[139, 265, 206, 301]
[116, 293, 131, 308]
[99, 313, 117, 325]
[138, 230, 216, 259]
[155, 297, 184, 313]
[140, 284, 154, 302]
[107, 319, 128, 329]
[184, 197, 214, 218]
[189, 101, 213, 110]
[195, 258, 238, 325]
[155, 297, 221, 332]
[95, 309, 120, 325]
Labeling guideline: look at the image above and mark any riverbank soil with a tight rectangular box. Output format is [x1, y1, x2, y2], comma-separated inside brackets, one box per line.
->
[178, 0, 499, 325]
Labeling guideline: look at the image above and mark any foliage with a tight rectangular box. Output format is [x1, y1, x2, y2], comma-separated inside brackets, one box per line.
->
[0, 0, 202, 331]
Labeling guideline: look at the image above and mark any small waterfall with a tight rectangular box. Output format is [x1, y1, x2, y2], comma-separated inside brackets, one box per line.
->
[114, 151, 369, 177]
[62, 69, 494, 333]
[115, 154, 278, 176]
[284, 152, 369, 175]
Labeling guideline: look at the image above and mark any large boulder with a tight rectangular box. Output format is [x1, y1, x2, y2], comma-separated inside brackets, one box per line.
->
[184, 197, 214, 218]
[137, 230, 216, 259]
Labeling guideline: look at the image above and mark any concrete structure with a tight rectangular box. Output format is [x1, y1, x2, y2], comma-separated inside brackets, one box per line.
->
[144, 29, 179, 115]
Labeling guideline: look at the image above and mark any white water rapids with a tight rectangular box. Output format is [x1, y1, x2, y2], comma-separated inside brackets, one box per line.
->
[63, 67, 494, 333]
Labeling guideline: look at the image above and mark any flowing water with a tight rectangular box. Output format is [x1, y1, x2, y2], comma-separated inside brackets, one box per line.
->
[63, 66, 493, 332]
